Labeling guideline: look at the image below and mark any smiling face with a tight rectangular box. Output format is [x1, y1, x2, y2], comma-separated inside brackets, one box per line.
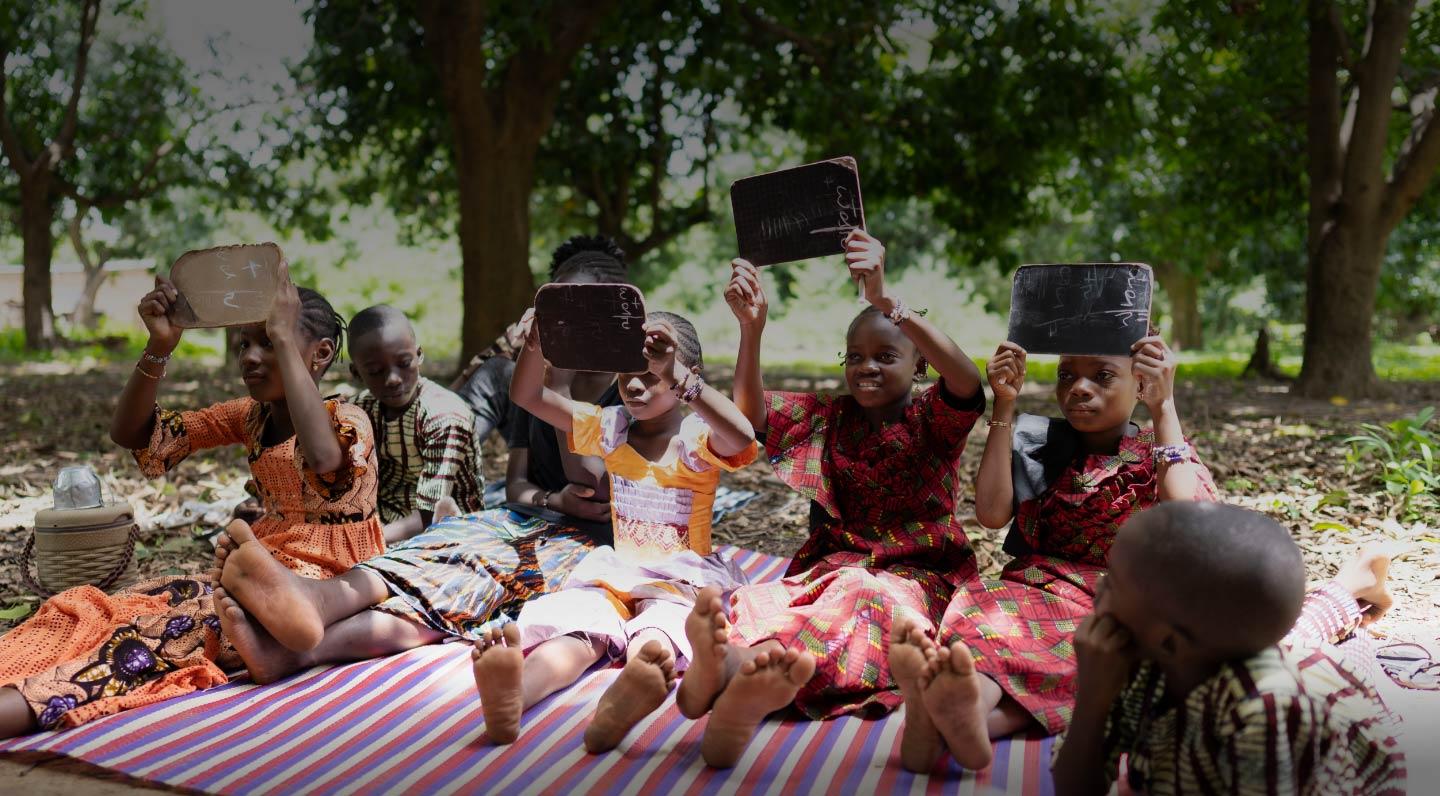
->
[349, 325, 422, 411]
[844, 311, 922, 410]
[1054, 354, 1140, 433]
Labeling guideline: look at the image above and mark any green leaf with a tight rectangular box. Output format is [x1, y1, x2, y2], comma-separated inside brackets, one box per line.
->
[0, 603, 34, 621]
[1312, 521, 1350, 533]
[1316, 490, 1349, 509]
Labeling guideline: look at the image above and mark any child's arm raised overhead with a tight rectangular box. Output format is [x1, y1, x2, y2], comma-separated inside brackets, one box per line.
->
[975, 342, 1026, 529]
[268, 262, 346, 474]
[644, 319, 756, 458]
[1131, 335, 1202, 502]
[845, 230, 983, 399]
[111, 276, 185, 449]
[724, 259, 769, 436]
[508, 309, 582, 435]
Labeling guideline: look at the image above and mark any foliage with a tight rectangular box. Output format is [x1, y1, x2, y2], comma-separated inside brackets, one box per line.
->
[1345, 407, 1440, 522]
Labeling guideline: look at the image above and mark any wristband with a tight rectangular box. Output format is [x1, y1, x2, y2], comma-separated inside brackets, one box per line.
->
[134, 363, 163, 380]
[986, 420, 1012, 428]
[679, 375, 705, 404]
[141, 350, 171, 365]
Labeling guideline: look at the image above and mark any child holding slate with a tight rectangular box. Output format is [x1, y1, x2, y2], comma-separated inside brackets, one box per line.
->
[890, 334, 1218, 771]
[0, 266, 384, 736]
[474, 305, 758, 752]
[678, 229, 987, 768]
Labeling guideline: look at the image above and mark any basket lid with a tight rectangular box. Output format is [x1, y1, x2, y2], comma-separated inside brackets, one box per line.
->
[34, 500, 134, 531]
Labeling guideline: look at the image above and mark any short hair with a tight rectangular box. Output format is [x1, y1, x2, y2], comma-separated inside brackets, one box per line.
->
[647, 310, 702, 371]
[846, 305, 917, 353]
[549, 235, 629, 284]
[297, 287, 346, 372]
[346, 304, 413, 355]
[1119, 502, 1306, 656]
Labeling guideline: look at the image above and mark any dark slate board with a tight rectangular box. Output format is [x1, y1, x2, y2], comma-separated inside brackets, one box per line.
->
[534, 283, 648, 373]
[730, 157, 865, 267]
[169, 243, 283, 328]
[1006, 263, 1154, 355]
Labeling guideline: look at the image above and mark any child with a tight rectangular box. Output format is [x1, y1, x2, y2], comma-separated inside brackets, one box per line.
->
[677, 229, 987, 768]
[349, 304, 484, 542]
[473, 309, 758, 752]
[0, 266, 383, 737]
[1052, 502, 1405, 794]
[889, 336, 1219, 770]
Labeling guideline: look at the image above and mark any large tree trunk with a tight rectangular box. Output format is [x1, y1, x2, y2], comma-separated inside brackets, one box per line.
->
[1295, 226, 1385, 396]
[71, 262, 108, 330]
[455, 140, 540, 364]
[19, 181, 58, 349]
[1153, 261, 1202, 351]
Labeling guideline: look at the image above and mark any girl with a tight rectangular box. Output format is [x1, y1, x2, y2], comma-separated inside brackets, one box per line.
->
[891, 337, 1218, 771]
[677, 229, 987, 768]
[0, 265, 383, 737]
[474, 309, 757, 753]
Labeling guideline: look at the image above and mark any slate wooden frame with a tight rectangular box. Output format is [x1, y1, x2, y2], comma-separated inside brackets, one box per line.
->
[730, 157, 866, 267]
[1006, 263, 1154, 356]
[169, 243, 284, 329]
[534, 283, 649, 374]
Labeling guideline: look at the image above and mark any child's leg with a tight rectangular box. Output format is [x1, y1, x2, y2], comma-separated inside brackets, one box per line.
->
[889, 616, 942, 773]
[216, 587, 443, 684]
[0, 687, 36, 740]
[920, 641, 1033, 770]
[585, 628, 678, 753]
[472, 628, 604, 745]
[219, 522, 390, 652]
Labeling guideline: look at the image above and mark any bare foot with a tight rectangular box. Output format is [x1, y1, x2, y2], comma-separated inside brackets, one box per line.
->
[473, 623, 525, 744]
[214, 586, 305, 685]
[677, 586, 731, 719]
[219, 540, 326, 652]
[434, 496, 462, 521]
[701, 647, 815, 768]
[1336, 544, 1397, 626]
[584, 640, 676, 753]
[210, 518, 250, 578]
[921, 641, 992, 770]
[890, 618, 942, 773]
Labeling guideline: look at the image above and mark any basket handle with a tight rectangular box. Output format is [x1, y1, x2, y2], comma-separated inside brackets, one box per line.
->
[20, 525, 140, 599]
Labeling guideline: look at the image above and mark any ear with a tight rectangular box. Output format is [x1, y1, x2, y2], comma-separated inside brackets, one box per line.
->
[348, 361, 360, 382]
[1155, 621, 1193, 662]
[416, 345, 425, 363]
[311, 338, 336, 372]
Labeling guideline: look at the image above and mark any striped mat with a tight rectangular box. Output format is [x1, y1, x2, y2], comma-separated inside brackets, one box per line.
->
[0, 547, 1055, 795]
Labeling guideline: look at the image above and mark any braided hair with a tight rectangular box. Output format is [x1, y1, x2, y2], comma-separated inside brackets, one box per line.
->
[549, 235, 629, 284]
[297, 287, 346, 375]
[647, 310, 702, 371]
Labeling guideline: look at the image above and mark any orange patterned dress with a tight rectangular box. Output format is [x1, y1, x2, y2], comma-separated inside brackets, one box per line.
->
[0, 397, 385, 730]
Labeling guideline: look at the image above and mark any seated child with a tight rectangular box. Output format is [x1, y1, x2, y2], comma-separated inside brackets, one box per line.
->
[891, 336, 1218, 771]
[473, 309, 757, 753]
[348, 304, 484, 542]
[0, 267, 382, 737]
[677, 230, 987, 768]
[1052, 501, 1405, 794]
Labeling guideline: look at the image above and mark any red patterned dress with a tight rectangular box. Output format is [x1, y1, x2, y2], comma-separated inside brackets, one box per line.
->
[940, 415, 1217, 734]
[726, 380, 985, 718]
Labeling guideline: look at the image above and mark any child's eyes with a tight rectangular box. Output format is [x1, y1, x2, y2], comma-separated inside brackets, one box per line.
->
[1057, 371, 1074, 382]
[878, 353, 898, 363]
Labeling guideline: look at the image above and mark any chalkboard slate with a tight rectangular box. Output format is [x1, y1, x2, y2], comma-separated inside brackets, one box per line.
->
[534, 283, 649, 373]
[730, 157, 866, 267]
[169, 243, 283, 328]
[1006, 263, 1154, 356]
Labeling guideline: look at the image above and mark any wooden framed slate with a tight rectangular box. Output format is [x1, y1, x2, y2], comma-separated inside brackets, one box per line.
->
[1006, 263, 1154, 356]
[730, 157, 866, 267]
[534, 282, 649, 373]
[169, 243, 284, 328]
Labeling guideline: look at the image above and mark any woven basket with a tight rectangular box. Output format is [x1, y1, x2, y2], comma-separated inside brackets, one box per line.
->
[23, 502, 139, 597]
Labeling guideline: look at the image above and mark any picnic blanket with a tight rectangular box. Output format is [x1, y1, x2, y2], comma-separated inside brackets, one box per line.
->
[0, 547, 1056, 795]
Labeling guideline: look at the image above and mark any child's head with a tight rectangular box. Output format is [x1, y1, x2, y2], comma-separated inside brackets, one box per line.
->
[549, 235, 629, 285]
[1054, 355, 1140, 433]
[1100, 502, 1305, 668]
[618, 310, 701, 421]
[347, 304, 422, 410]
[843, 307, 924, 409]
[236, 287, 345, 402]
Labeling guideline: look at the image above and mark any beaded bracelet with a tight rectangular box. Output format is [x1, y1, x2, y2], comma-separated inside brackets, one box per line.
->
[679, 375, 705, 404]
[141, 350, 171, 365]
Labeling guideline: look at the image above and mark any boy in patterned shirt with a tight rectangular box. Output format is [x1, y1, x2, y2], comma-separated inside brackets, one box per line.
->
[1053, 502, 1405, 795]
[350, 305, 484, 542]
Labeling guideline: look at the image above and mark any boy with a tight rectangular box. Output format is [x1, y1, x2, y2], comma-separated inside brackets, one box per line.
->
[350, 304, 484, 542]
[1052, 502, 1405, 794]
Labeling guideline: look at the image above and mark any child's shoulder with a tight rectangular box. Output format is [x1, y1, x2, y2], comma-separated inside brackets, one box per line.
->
[416, 377, 475, 422]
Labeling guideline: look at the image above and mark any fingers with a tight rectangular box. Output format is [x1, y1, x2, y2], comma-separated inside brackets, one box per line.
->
[995, 341, 1027, 359]
[568, 485, 595, 499]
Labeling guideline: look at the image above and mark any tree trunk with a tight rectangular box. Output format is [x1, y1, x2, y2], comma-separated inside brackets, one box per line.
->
[455, 141, 540, 365]
[72, 261, 108, 330]
[1153, 261, 1202, 351]
[19, 181, 58, 349]
[1295, 226, 1385, 397]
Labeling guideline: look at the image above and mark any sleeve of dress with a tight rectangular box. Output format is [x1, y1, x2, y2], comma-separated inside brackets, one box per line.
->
[1185, 438, 1221, 502]
[1284, 580, 1363, 646]
[682, 416, 759, 473]
[918, 378, 986, 452]
[415, 406, 482, 512]
[296, 400, 375, 502]
[131, 397, 252, 478]
[568, 402, 608, 457]
[761, 390, 838, 515]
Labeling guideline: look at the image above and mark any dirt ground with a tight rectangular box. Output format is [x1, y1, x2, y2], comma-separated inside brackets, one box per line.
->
[1, 361, 1437, 792]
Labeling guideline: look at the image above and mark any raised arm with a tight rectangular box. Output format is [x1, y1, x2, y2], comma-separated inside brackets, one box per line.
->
[268, 263, 344, 474]
[508, 309, 582, 434]
[110, 276, 185, 449]
[975, 343, 1026, 529]
[1131, 336, 1203, 501]
[645, 319, 755, 458]
[845, 230, 982, 399]
[724, 259, 769, 436]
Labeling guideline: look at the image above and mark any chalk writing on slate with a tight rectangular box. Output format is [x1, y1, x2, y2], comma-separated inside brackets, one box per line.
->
[1006, 263, 1154, 356]
[730, 157, 865, 267]
[534, 283, 649, 374]
[169, 243, 284, 329]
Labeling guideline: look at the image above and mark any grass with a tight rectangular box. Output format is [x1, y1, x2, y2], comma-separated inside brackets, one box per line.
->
[0, 323, 224, 366]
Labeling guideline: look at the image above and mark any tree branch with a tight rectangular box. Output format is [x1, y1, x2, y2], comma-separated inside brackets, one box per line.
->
[55, 139, 174, 209]
[499, 0, 618, 142]
[1307, 0, 1345, 254]
[1328, 1, 1357, 71]
[41, 0, 101, 173]
[1381, 99, 1440, 232]
[1340, 0, 1416, 218]
[729, 0, 829, 68]
[0, 34, 34, 175]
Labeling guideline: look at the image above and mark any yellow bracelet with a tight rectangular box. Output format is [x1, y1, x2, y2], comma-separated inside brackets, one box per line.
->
[134, 363, 164, 380]
[987, 420, 1012, 428]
